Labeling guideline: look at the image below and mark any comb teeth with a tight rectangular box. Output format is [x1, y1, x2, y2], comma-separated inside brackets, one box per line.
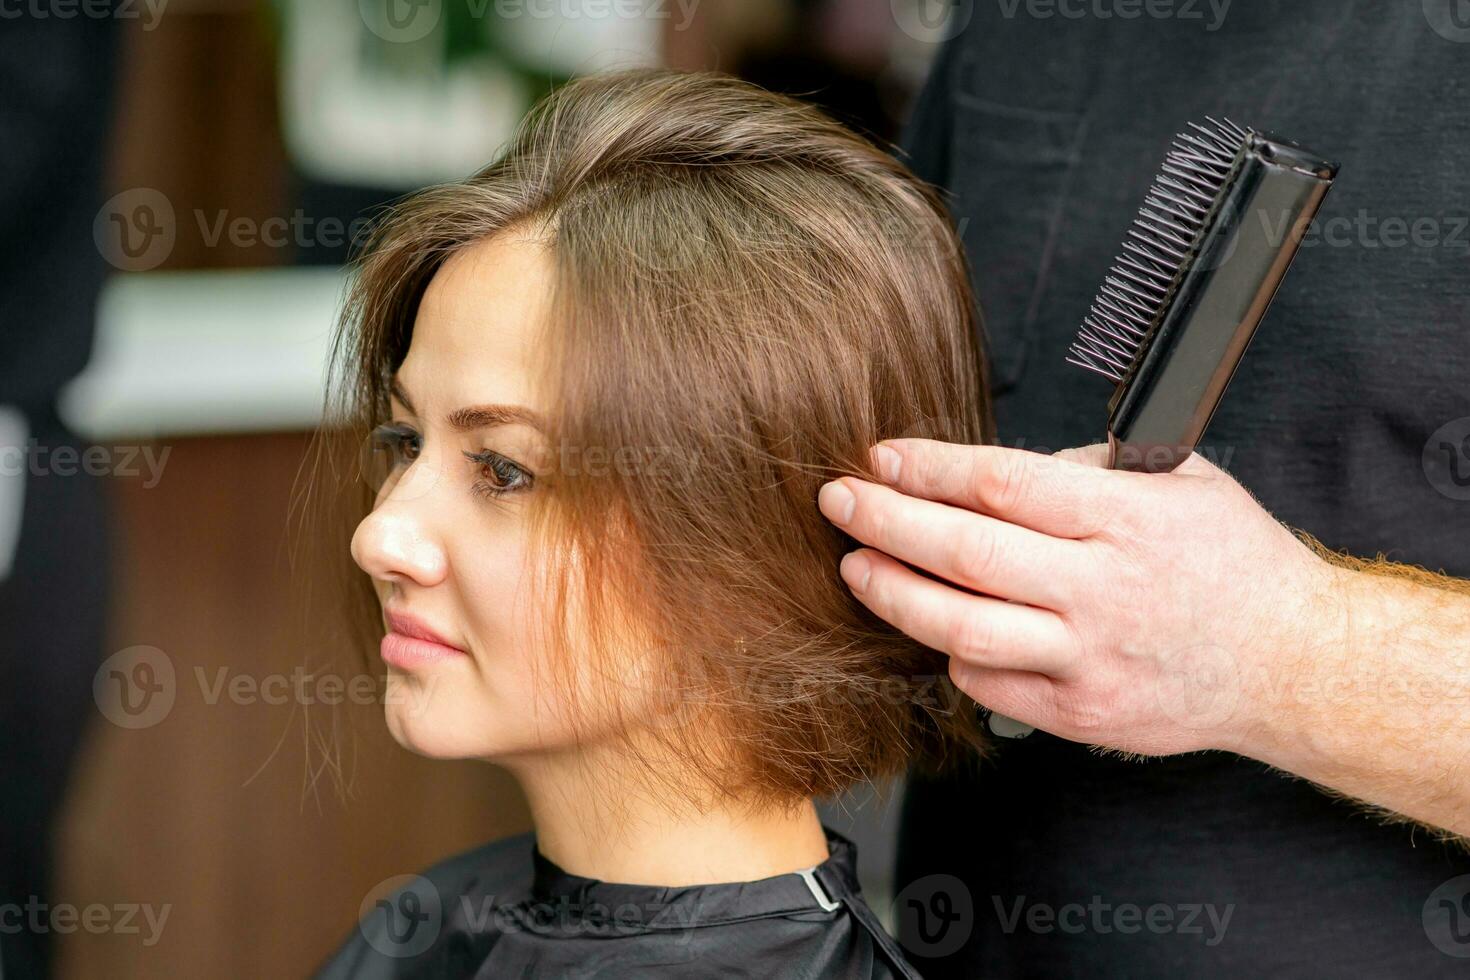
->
[1067, 117, 1251, 382]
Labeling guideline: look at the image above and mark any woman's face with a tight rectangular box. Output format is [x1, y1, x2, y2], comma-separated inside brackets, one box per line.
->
[351, 234, 618, 762]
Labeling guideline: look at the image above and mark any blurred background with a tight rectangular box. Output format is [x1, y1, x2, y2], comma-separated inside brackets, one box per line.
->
[0, 2, 960, 977]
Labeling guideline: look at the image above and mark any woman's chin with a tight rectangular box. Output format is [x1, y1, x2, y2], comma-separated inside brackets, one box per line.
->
[380, 680, 540, 761]
[383, 704, 488, 759]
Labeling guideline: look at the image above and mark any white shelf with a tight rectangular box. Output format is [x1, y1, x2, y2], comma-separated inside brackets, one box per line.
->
[60, 268, 349, 441]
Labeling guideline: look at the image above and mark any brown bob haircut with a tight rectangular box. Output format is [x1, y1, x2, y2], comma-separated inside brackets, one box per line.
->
[321, 68, 993, 804]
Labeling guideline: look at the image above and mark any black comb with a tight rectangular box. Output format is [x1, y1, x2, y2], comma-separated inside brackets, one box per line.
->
[1068, 119, 1338, 472]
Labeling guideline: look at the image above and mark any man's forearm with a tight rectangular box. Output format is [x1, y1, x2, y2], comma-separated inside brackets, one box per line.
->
[1234, 551, 1470, 839]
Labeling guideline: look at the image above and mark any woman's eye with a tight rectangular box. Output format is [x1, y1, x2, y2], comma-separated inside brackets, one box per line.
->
[370, 422, 422, 468]
[465, 449, 533, 498]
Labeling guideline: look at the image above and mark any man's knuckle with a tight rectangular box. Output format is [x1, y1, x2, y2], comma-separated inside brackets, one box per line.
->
[865, 496, 894, 546]
[989, 455, 1032, 513]
[948, 610, 996, 664]
[910, 446, 942, 494]
[951, 525, 1001, 588]
[961, 452, 992, 508]
[1056, 690, 1108, 735]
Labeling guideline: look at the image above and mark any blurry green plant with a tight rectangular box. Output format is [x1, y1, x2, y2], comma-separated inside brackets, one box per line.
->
[262, 0, 569, 102]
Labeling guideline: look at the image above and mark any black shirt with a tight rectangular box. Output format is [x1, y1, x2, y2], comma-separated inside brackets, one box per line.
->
[316, 828, 921, 978]
[896, 1, 1470, 976]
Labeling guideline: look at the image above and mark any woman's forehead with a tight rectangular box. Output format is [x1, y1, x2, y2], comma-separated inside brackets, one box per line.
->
[399, 236, 552, 414]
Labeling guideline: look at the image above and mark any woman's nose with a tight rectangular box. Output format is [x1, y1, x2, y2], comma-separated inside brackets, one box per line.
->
[350, 503, 449, 587]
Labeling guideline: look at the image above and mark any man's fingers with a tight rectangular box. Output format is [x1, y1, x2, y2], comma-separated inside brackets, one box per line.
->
[839, 548, 1079, 677]
[868, 439, 1128, 538]
[947, 661, 1058, 732]
[820, 478, 1089, 610]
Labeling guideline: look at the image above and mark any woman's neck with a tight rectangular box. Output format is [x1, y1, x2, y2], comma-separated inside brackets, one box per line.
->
[506, 746, 829, 887]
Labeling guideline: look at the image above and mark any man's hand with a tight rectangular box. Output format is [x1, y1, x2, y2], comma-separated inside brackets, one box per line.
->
[817, 440, 1470, 837]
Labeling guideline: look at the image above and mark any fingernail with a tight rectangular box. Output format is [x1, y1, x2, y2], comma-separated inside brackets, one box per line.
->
[873, 444, 902, 483]
[840, 551, 872, 592]
[818, 480, 856, 525]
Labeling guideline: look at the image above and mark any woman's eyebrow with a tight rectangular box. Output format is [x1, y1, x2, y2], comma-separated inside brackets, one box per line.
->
[445, 404, 545, 433]
[391, 378, 544, 432]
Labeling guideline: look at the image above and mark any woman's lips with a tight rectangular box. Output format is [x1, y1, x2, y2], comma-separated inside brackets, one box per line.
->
[381, 610, 468, 669]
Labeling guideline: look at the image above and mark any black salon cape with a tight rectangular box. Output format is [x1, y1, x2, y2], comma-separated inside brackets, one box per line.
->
[316, 828, 921, 978]
[896, 2, 1470, 977]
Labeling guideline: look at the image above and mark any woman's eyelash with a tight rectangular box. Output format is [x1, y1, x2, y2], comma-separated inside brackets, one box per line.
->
[370, 423, 532, 500]
[463, 448, 534, 499]
[371, 422, 421, 467]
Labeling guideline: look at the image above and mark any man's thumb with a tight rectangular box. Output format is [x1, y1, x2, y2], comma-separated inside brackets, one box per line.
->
[1053, 443, 1112, 469]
